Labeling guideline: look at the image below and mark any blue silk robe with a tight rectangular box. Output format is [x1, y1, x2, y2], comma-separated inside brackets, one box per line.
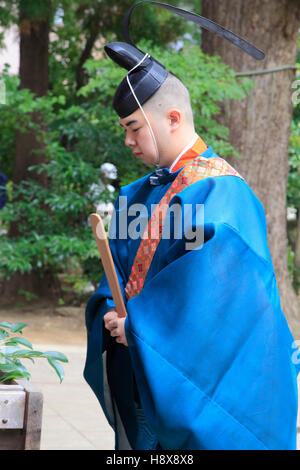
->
[84, 145, 299, 450]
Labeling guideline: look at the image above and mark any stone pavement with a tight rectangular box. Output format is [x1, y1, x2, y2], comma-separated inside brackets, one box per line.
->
[26, 343, 115, 450]
[25, 341, 300, 451]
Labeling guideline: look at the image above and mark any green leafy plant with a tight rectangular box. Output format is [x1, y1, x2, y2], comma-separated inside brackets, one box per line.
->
[0, 322, 68, 383]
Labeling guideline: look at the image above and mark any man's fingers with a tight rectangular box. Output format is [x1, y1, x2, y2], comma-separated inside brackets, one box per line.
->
[103, 310, 118, 321]
[103, 314, 128, 347]
[105, 319, 118, 330]
[103, 310, 118, 329]
[110, 327, 119, 337]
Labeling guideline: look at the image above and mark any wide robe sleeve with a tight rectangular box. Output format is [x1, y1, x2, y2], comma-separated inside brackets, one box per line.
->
[123, 175, 299, 450]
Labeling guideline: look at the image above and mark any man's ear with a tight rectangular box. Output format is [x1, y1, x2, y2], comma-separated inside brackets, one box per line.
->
[167, 109, 181, 132]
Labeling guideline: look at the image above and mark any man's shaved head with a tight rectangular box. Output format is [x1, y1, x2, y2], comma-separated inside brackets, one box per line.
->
[143, 72, 194, 126]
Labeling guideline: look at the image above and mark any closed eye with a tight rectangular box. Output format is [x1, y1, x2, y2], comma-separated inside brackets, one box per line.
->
[132, 128, 140, 133]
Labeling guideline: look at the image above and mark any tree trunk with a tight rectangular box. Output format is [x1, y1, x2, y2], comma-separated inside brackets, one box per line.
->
[201, 0, 300, 327]
[3, 2, 56, 301]
[13, 8, 49, 188]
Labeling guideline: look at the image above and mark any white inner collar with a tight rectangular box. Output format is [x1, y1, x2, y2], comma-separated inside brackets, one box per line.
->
[168, 134, 198, 172]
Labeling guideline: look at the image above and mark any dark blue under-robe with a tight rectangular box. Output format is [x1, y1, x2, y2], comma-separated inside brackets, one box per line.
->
[84, 146, 299, 450]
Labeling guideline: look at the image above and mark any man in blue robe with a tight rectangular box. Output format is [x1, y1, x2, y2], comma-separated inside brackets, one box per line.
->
[84, 3, 299, 450]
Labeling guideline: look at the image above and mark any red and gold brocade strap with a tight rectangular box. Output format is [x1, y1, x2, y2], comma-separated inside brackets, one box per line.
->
[124, 155, 244, 301]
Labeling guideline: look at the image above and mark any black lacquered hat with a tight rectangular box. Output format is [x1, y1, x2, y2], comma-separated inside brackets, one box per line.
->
[105, 1, 265, 118]
[104, 42, 168, 119]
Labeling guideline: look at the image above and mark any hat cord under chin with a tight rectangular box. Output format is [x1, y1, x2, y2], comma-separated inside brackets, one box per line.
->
[126, 53, 160, 167]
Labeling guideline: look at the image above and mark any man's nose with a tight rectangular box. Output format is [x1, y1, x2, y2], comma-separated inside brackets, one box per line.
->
[125, 132, 135, 147]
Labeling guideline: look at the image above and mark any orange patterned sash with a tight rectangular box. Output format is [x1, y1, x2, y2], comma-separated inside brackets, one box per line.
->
[171, 135, 207, 173]
[124, 151, 244, 301]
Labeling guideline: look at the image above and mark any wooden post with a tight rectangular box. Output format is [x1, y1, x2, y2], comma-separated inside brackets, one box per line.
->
[0, 379, 43, 450]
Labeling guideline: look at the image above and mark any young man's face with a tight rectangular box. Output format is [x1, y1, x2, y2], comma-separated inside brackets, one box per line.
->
[119, 108, 162, 167]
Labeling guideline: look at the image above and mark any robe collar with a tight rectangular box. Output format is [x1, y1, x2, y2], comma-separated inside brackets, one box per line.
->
[169, 134, 207, 173]
[149, 135, 208, 186]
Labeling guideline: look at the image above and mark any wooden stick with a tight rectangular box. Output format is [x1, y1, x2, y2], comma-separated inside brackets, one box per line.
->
[89, 213, 127, 318]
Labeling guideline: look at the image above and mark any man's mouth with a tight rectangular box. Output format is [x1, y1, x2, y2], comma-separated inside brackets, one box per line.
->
[133, 152, 142, 158]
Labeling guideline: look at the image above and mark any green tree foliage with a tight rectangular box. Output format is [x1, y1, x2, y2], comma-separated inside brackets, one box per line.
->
[287, 49, 300, 291]
[48, 0, 189, 98]
[287, 119, 300, 291]
[288, 120, 300, 211]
